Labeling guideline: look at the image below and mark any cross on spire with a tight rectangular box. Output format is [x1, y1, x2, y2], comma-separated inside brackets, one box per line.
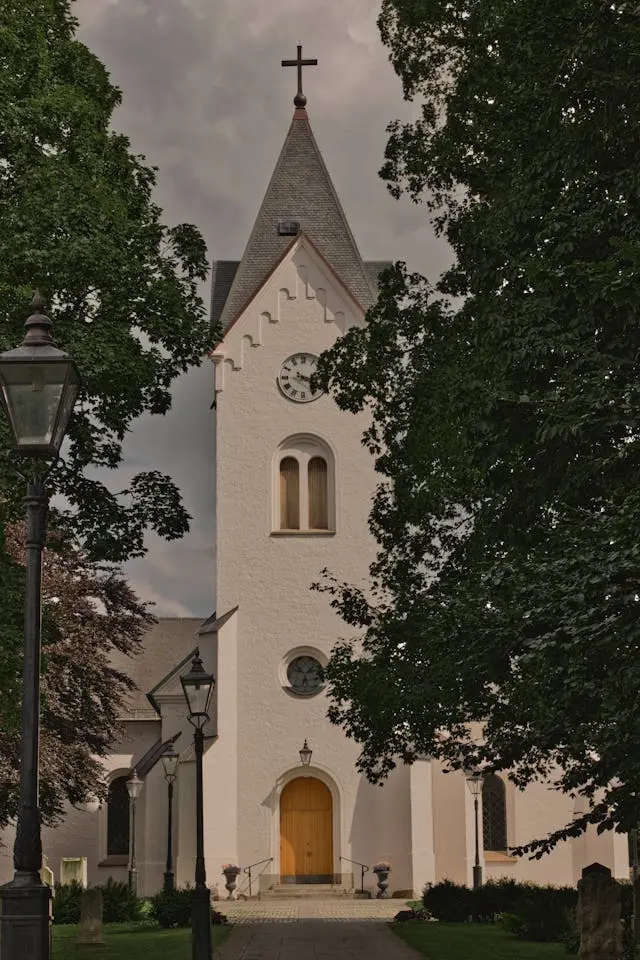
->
[281, 44, 318, 109]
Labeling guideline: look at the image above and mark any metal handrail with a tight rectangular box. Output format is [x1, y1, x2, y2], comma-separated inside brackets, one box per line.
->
[340, 856, 369, 892]
[243, 857, 273, 898]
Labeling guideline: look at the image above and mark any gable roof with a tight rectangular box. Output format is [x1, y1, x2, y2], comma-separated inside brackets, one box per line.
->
[131, 730, 182, 780]
[144, 607, 239, 715]
[111, 618, 202, 720]
[215, 106, 378, 333]
[211, 257, 390, 331]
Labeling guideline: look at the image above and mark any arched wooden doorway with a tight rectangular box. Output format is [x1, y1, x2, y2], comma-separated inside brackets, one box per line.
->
[280, 777, 333, 883]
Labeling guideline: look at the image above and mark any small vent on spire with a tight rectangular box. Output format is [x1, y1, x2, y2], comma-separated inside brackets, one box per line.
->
[278, 220, 300, 236]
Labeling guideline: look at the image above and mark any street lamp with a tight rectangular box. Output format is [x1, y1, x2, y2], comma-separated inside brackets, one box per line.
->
[299, 740, 312, 767]
[0, 291, 80, 960]
[465, 769, 484, 889]
[180, 649, 215, 960]
[126, 769, 143, 895]
[161, 744, 180, 892]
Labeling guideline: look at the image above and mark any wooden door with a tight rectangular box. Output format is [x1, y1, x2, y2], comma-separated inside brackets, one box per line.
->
[280, 777, 333, 882]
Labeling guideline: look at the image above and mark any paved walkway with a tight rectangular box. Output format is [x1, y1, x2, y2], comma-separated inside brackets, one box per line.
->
[220, 898, 410, 923]
[214, 900, 420, 959]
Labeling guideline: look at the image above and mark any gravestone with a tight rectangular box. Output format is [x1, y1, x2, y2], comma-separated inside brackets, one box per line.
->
[577, 862, 622, 960]
[60, 856, 87, 888]
[78, 888, 104, 946]
[40, 854, 55, 898]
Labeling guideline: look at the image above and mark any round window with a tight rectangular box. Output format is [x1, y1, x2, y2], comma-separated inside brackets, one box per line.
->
[286, 655, 324, 696]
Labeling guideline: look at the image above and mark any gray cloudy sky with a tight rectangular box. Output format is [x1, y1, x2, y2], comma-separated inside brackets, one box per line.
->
[74, 0, 449, 618]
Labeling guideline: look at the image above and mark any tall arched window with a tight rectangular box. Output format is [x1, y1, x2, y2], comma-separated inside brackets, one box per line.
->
[107, 776, 130, 856]
[274, 436, 335, 533]
[280, 457, 300, 530]
[482, 774, 507, 851]
[308, 457, 328, 529]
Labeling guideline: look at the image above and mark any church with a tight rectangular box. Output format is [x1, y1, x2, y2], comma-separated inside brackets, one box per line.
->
[0, 51, 631, 899]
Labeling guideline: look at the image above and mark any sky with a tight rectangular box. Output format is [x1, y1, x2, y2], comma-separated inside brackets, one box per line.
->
[74, 0, 450, 618]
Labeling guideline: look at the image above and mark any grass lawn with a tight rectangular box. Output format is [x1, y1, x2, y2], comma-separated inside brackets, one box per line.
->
[52, 922, 231, 959]
[392, 922, 567, 960]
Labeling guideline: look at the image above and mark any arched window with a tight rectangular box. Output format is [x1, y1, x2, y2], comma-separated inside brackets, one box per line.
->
[308, 457, 328, 529]
[274, 436, 335, 533]
[107, 776, 130, 856]
[482, 774, 507, 851]
[280, 457, 300, 530]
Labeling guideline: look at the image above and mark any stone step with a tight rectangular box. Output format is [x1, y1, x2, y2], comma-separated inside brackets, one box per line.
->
[262, 884, 352, 899]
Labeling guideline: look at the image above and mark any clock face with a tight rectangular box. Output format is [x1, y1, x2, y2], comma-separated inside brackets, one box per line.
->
[277, 353, 323, 403]
[287, 656, 324, 696]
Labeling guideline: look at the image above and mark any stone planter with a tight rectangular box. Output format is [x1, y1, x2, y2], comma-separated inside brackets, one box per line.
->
[223, 868, 241, 900]
[373, 869, 391, 899]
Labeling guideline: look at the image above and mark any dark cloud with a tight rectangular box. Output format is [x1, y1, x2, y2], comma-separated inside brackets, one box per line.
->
[74, 0, 451, 615]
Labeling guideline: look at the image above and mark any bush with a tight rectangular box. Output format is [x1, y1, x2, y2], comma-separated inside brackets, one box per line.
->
[469, 878, 523, 922]
[424, 878, 579, 940]
[423, 880, 473, 922]
[498, 890, 578, 943]
[150, 887, 193, 928]
[150, 887, 228, 928]
[96, 877, 142, 923]
[52, 881, 83, 924]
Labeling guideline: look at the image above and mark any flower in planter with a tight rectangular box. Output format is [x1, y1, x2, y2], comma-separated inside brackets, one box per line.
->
[221, 864, 241, 875]
[372, 861, 391, 873]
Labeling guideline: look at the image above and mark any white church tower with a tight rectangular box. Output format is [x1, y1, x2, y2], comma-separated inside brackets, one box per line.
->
[3, 46, 629, 903]
[206, 47, 420, 894]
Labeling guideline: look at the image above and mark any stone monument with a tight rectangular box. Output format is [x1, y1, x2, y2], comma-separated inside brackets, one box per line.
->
[40, 854, 55, 898]
[577, 862, 622, 960]
[78, 888, 104, 946]
[61, 856, 88, 888]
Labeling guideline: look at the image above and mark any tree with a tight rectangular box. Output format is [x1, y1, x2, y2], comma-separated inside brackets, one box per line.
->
[0, 520, 154, 827]
[315, 0, 640, 855]
[0, 0, 214, 825]
[0, 0, 216, 559]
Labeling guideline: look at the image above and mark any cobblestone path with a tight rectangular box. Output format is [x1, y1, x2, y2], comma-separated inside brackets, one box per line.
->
[214, 900, 420, 959]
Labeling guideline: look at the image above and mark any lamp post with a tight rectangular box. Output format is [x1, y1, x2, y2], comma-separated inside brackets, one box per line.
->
[180, 649, 215, 960]
[161, 744, 179, 892]
[0, 291, 80, 960]
[126, 769, 143, 895]
[299, 740, 312, 767]
[465, 770, 484, 889]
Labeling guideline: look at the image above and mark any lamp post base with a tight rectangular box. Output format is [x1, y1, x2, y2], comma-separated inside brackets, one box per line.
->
[0, 877, 52, 960]
[163, 871, 175, 893]
[191, 885, 211, 960]
[128, 868, 138, 896]
[472, 864, 483, 889]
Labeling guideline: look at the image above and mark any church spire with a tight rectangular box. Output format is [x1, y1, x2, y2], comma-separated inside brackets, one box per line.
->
[281, 44, 318, 109]
[211, 47, 383, 334]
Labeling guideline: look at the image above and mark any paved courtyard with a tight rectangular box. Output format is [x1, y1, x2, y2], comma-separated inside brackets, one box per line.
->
[214, 900, 420, 959]
[220, 897, 410, 924]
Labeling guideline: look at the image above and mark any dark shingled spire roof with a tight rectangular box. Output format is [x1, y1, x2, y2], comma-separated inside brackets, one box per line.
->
[214, 107, 381, 333]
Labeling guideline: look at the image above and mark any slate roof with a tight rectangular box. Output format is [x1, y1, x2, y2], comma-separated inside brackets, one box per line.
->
[211, 258, 391, 331]
[110, 618, 203, 719]
[365, 260, 393, 292]
[213, 107, 382, 334]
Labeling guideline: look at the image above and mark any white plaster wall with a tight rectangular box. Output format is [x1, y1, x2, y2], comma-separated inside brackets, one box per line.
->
[370, 764, 414, 895]
[210, 241, 416, 889]
[0, 721, 160, 892]
[409, 760, 437, 897]
[202, 617, 239, 885]
[432, 767, 468, 885]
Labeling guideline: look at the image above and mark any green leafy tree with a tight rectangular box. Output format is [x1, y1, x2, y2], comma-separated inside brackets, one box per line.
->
[0, 0, 215, 557]
[315, 0, 640, 855]
[0, 0, 216, 820]
[0, 521, 154, 827]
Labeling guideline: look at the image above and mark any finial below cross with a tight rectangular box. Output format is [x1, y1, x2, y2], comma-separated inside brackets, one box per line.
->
[281, 44, 318, 109]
